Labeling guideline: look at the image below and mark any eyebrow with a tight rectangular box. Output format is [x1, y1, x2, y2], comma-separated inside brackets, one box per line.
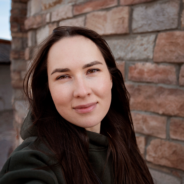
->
[51, 61, 103, 75]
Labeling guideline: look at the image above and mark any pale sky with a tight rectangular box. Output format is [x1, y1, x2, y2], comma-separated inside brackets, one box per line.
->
[0, 0, 11, 40]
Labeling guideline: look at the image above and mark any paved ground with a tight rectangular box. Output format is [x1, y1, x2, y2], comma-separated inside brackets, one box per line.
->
[0, 110, 15, 170]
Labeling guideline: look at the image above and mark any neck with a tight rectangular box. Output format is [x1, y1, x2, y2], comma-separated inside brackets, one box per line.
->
[85, 123, 101, 134]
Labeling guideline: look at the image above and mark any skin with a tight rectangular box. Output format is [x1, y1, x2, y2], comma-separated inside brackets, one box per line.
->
[47, 36, 112, 133]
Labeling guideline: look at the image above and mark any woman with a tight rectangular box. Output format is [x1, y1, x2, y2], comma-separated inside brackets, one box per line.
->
[0, 26, 153, 184]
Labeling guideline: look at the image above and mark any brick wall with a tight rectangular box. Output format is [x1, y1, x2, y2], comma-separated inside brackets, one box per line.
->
[10, 0, 29, 146]
[10, 0, 184, 183]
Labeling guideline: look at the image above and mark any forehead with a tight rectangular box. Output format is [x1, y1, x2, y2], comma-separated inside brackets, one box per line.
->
[47, 36, 105, 70]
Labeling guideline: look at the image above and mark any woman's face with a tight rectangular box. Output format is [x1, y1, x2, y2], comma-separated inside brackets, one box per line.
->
[47, 36, 112, 133]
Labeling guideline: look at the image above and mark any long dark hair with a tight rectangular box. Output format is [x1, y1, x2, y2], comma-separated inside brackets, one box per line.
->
[24, 26, 153, 184]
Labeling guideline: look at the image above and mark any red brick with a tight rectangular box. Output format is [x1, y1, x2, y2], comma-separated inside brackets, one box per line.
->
[170, 118, 184, 141]
[179, 65, 184, 86]
[86, 6, 129, 35]
[132, 112, 167, 138]
[11, 72, 21, 81]
[42, 0, 64, 10]
[120, 0, 154, 5]
[24, 14, 46, 30]
[128, 63, 176, 84]
[136, 136, 145, 156]
[11, 2, 27, 9]
[11, 9, 27, 16]
[11, 38, 23, 50]
[147, 139, 184, 171]
[126, 84, 184, 117]
[48, 23, 58, 35]
[51, 5, 72, 22]
[10, 50, 25, 60]
[14, 111, 23, 125]
[11, 80, 23, 88]
[11, 33, 27, 38]
[116, 61, 125, 78]
[24, 47, 31, 60]
[181, 9, 184, 29]
[59, 17, 85, 27]
[12, 0, 28, 3]
[10, 51, 19, 60]
[10, 16, 25, 24]
[11, 61, 27, 72]
[154, 32, 184, 63]
[11, 23, 19, 32]
[74, 0, 117, 15]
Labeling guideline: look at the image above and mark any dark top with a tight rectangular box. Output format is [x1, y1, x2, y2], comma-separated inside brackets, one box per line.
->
[0, 112, 113, 184]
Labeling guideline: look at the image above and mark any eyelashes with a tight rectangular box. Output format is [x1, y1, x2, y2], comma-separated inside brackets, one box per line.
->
[56, 68, 100, 81]
[87, 68, 100, 74]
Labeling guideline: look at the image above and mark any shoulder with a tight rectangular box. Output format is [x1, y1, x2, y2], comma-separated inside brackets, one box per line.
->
[0, 137, 59, 184]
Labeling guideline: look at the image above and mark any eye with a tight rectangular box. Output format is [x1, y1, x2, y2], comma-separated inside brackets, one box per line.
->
[87, 69, 100, 74]
[56, 75, 70, 80]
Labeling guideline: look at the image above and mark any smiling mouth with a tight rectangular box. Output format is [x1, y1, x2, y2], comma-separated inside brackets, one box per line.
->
[73, 102, 97, 114]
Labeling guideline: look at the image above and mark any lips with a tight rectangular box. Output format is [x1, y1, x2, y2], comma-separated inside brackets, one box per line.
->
[73, 102, 97, 114]
[73, 102, 97, 109]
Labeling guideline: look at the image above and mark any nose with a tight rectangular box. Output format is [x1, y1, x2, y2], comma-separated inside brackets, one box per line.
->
[73, 77, 91, 98]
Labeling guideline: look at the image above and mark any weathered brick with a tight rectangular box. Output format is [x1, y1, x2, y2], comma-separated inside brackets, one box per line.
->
[74, 0, 117, 15]
[13, 89, 24, 99]
[181, 9, 184, 29]
[120, 0, 154, 5]
[86, 6, 129, 35]
[14, 100, 29, 118]
[28, 31, 36, 47]
[51, 5, 72, 22]
[29, 0, 42, 16]
[116, 61, 125, 78]
[10, 16, 26, 24]
[25, 14, 46, 30]
[11, 80, 23, 88]
[11, 61, 27, 72]
[25, 47, 32, 60]
[132, 112, 166, 138]
[36, 25, 49, 45]
[126, 84, 184, 117]
[106, 34, 155, 60]
[42, 0, 65, 10]
[149, 169, 180, 184]
[10, 50, 25, 60]
[170, 118, 184, 141]
[154, 32, 184, 63]
[26, 60, 32, 72]
[11, 72, 21, 81]
[47, 23, 58, 35]
[46, 13, 50, 23]
[128, 63, 176, 84]
[59, 17, 85, 27]
[11, 2, 27, 9]
[136, 136, 145, 156]
[132, 0, 179, 33]
[11, 38, 23, 50]
[11, 23, 19, 32]
[21, 71, 27, 79]
[11, 33, 27, 38]
[12, 0, 28, 2]
[147, 139, 184, 171]
[14, 111, 23, 125]
[179, 65, 184, 86]
[11, 9, 27, 16]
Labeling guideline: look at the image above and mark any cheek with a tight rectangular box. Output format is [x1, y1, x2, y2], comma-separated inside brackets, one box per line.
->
[93, 76, 112, 102]
[49, 84, 72, 108]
